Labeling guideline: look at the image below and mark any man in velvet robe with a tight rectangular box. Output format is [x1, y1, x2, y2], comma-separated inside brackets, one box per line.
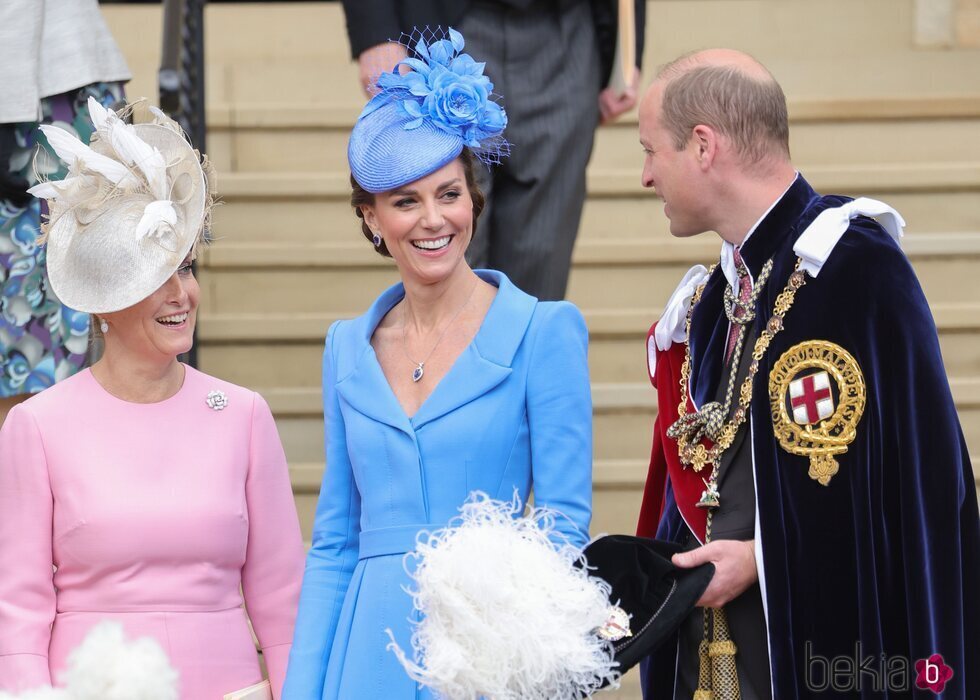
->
[635, 49, 980, 699]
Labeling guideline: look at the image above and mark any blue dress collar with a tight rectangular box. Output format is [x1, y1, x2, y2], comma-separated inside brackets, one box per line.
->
[336, 269, 537, 433]
[352, 269, 537, 367]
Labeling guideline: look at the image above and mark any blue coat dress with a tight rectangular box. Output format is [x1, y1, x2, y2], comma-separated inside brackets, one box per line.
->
[283, 270, 593, 700]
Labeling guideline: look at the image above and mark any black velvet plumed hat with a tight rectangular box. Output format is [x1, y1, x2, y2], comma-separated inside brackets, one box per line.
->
[584, 535, 715, 676]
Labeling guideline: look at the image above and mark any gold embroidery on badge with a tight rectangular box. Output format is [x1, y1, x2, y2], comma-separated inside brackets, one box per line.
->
[768, 341, 866, 485]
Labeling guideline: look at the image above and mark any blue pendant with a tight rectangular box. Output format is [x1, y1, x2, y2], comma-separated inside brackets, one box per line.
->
[412, 363, 424, 382]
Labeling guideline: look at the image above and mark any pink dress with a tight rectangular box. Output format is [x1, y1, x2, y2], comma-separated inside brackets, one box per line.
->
[0, 366, 305, 698]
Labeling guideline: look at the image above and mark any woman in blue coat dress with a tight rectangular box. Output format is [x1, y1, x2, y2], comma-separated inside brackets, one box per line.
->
[283, 30, 594, 700]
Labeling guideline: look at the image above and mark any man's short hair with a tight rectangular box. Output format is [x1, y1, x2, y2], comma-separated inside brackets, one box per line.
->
[658, 62, 790, 166]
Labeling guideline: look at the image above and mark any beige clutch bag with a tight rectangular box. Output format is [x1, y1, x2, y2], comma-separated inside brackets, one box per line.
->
[224, 679, 272, 700]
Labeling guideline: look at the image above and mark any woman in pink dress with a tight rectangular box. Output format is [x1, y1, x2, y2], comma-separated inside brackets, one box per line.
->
[0, 100, 305, 698]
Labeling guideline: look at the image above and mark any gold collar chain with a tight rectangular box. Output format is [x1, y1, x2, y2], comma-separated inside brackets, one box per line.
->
[668, 259, 775, 455]
[669, 258, 809, 506]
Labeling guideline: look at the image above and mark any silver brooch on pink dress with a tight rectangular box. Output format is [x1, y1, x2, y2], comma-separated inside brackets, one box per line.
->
[206, 390, 228, 411]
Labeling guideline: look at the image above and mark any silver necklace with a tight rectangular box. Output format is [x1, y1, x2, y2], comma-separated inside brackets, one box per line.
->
[402, 280, 479, 383]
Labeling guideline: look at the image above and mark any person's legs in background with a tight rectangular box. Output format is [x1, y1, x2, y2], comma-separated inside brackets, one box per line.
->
[463, 0, 600, 301]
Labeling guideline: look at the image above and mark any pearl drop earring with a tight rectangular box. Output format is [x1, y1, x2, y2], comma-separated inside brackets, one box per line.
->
[99, 319, 109, 334]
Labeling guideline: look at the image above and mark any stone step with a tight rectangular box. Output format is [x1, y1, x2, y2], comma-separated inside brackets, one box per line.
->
[197, 233, 980, 317]
[259, 379, 980, 466]
[211, 164, 980, 201]
[576, 191, 980, 242]
[209, 171, 980, 247]
[209, 107, 980, 175]
[103, 0, 980, 115]
[202, 232, 980, 269]
[594, 115, 980, 171]
[197, 302, 980, 386]
[207, 95, 980, 134]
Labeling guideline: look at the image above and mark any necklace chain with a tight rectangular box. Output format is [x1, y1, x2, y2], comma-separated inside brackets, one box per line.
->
[402, 279, 480, 383]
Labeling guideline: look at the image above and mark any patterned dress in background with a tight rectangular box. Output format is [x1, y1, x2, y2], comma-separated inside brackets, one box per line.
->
[0, 83, 124, 398]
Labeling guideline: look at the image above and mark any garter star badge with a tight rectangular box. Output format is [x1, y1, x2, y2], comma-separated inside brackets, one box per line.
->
[768, 341, 865, 485]
[596, 606, 632, 642]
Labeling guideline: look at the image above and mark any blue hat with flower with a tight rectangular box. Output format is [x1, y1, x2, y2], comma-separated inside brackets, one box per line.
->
[348, 28, 509, 193]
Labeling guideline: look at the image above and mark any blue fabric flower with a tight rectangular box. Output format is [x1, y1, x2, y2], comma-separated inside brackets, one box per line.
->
[22, 354, 55, 394]
[368, 28, 507, 150]
[12, 214, 38, 256]
[62, 307, 90, 337]
[2, 349, 32, 390]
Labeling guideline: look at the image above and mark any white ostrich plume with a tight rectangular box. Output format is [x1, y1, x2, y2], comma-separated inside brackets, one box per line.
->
[386, 492, 619, 699]
[0, 622, 179, 700]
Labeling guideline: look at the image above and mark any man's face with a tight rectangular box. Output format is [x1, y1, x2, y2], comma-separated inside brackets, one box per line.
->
[638, 82, 710, 238]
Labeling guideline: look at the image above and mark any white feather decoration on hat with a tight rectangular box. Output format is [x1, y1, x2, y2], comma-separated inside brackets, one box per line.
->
[25, 178, 83, 201]
[34, 126, 139, 190]
[386, 492, 619, 700]
[96, 99, 168, 201]
[86, 97, 110, 132]
[0, 622, 179, 700]
[135, 200, 179, 242]
[147, 106, 169, 123]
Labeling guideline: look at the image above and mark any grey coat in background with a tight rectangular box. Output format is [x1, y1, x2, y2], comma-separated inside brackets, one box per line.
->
[0, 0, 131, 123]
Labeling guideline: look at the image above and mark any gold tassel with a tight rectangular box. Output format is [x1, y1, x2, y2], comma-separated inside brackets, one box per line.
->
[708, 607, 740, 700]
[693, 611, 714, 700]
[692, 513, 741, 699]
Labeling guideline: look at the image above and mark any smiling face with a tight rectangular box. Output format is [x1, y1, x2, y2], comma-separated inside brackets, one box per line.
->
[360, 158, 476, 286]
[100, 256, 199, 361]
[638, 81, 711, 238]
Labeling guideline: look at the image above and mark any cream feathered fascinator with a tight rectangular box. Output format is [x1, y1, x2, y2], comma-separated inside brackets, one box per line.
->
[27, 98, 214, 314]
[0, 622, 178, 700]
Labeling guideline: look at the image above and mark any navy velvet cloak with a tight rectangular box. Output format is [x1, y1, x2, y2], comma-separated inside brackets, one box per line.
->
[640, 176, 980, 698]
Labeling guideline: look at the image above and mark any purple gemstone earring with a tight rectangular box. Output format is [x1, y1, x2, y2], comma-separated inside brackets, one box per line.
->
[372, 232, 382, 248]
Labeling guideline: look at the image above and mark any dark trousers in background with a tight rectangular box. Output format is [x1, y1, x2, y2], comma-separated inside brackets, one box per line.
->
[461, 0, 600, 301]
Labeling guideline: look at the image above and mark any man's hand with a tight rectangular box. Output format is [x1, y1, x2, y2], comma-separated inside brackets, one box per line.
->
[672, 539, 758, 608]
[358, 42, 409, 97]
[598, 70, 641, 124]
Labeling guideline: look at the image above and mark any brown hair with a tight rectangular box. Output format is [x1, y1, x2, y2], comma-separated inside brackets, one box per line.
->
[658, 62, 790, 167]
[350, 148, 486, 257]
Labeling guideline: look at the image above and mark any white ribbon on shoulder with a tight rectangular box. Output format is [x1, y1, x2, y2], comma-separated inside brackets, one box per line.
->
[655, 264, 711, 351]
[793, 197, 905, 277]
[648, 264, 711, 382]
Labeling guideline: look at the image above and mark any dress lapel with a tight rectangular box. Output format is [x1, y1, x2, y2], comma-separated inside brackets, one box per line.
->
[411, 270, 534, 429]
[333, 270, 536, 434]
[333, 283, 416, 436]
[335, 345, 416, 435]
